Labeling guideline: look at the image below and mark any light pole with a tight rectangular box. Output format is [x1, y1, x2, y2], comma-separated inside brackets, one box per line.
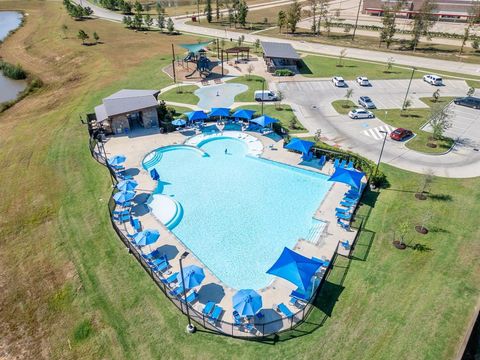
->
[402, 67, 416, 110]
[179, 251, 196, 333]
[261, 80, 265, 115]
[373, 130, 388, 181]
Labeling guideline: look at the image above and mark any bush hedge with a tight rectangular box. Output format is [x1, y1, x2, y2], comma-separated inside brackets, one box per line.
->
[274, 69, 295, 76]
[0, 61, 27, 80]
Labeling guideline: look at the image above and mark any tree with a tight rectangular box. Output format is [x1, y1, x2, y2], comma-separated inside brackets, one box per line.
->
[167, 17, 175, 34]
[402, 98, 412, 114]
[216, 0, 220, 20]
[380, 6, 396, 48]
[316, 0, 329, 34]
[277, 10, 287, 33]
[275, 90, 284, 110]
[123, 15, 133, 28]
[77, 29, 89, 45]
[314, 128, 322, 142]
[467, 87, 475, 96]
[134, 1, 143, 15]
[246, 64, 254, 78]
[157, 13, 166, 32]
[472, 39, 480, 50]
[309, 0, 318, 35]
[133, 13, 143, 29]
[120, 0, 132, 14]
[385, 56, 395, 73]
[461, 3, 480, 55]
[254, 38, 260, 53]
[144, 14, 153, 28]
[206, 0, 213, 23]
[337, 48, 347, 67]
[93, 31, 100, 44]
[432, 89, 440, 102]
[83, 6, 93, 16]
[460, 26, 470, 56]
[61, 24, 68, 39]
[410, 0, 437, 52]
[236, 0, 248, 27]
[417, 169, 434, 199]
[228, 8, 235, 27]
[286, 0, 302, 34]
[344, 88, 353, 108]
[156, 2, 163, 15]
[429, 104, 453, 140]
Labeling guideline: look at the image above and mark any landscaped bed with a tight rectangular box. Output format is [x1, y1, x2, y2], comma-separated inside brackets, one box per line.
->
[158, 84, 199, 105]
[229, 75, 265, 102]
[234, 104, 307, 133]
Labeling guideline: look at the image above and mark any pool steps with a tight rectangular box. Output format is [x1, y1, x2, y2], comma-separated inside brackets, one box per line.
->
[304, 219, 327, 244]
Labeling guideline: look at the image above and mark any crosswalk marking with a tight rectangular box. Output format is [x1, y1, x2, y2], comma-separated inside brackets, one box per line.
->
[361, 125, 396, 140]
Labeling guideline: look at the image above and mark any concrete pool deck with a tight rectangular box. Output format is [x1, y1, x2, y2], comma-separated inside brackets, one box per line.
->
[102, 127, 358, 336]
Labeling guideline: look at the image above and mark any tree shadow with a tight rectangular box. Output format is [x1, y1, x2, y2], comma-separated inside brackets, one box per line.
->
[428, 226, 449, 234]
[407, 243, 433, 252]
[428, 193, 453, 201]
[156, 244, 179, 260]
[197, 282, 225, 305]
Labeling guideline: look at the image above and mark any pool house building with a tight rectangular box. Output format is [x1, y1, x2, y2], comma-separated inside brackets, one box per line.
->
[94, 89, 160, 135]
[261, 41, 301, 73]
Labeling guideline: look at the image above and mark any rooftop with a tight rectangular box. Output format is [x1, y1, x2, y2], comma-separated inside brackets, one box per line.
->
[261, 41, 301, 60]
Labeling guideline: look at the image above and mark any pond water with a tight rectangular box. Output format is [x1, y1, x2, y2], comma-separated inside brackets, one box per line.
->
[0, 11, 27, 103]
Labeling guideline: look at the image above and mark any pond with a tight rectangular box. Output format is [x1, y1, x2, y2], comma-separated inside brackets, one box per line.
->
[0, 11, 27, 103]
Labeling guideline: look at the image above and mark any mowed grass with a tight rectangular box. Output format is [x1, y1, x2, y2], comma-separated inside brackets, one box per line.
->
[331, 99, 357, 114]
[229, 74, 265, 102]
[159, 84, 200, 105]
[234, 104, 307, 133]
[1, 2, 479, 359]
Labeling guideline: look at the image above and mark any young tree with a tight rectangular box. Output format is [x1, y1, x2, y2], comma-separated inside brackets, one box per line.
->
[309, 0, 318, 35]
[156, 2, 163, 15]
[158, 13, 166, 32]
[167, 17, 175, 34]
[380, 6, 396, 48]
[385, 56, 395, 73]
[467, 87, 475, 96]
[410, 0, 437, 52]
[216, 0, 220, 20]
[144, 14, 153, 29]
[472, 39, 480, 50]
[77, 29, 89, 45]
[429, 104, 453, 140]
[461, 3, 480, 55]
[120, 0, 132, 14]
[133, 13, 143, 29]
[337, 48, 347, 67]
[134, 0, 143, 15]
[432, 89, 440, 102]
[228, 8, 235, 27]
[344, 88, 353, 107]
[277, 10, 287, 33]
[286, 0, 302, 34]
[275, 90, 284, 110]
[123, 15, 133, 28]
[317, 0, 329, 34]
[93, 31, 100, 44]
[254, 38, 260, 53]
[246, 64, 254, 79]
[314, 128, 322, 142]
[236, 0, 249, 27]
[402, 98, 412, 114]
[417, 168, 434, 199]
[83, 6, 93, 17]
[206, 0, 213, 23]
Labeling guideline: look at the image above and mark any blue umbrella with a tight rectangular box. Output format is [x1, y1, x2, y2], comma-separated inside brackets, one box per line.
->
[209, 107, 231, 118]
[172, 119, 186, 126]
[150, 168, 159, 180]
[231, 109, 256, 120]
[328, 167, 365, 190]
[108, 155, 126, 166]
[250, 115, 279, 127]
[266, 247, 322, 292]
[285, 138, 315, 155]
[185, 110, 208, 122]
[117, 179, 138, 192]
[113, 190, 136, 204]
[133, 229, 160, 246]
[233, 289, 263, 316]
[176, 265, 205, 289]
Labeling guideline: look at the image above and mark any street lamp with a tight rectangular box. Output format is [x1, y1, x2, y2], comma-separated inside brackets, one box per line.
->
[261, 80, 265, 115]
[179, 251, 196, 333]
[373, 130, 388, 181]
[402, 67, 416, 110]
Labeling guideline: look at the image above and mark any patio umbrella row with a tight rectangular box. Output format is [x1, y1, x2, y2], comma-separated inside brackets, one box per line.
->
[179, 109, 279, 124]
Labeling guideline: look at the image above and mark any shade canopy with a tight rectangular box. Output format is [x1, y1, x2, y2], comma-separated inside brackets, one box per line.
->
[117, 179, 138, 192]
[150, 168, 159, 180]
[177, 265, 205, 289]
[108, 155, 126, 166]
[328, 167, 365, 190]
[185, 110, 208, 122]
[209, 107, 231, 118]
[172, 119, 186, 126]
[133, 229, 160, 246]
[231, 109, 256, 120]
[113, 190, 136, 204]
[250, 115, 279, 127]
[179, 41, 212, 54]
[285, 138, 315, 155]
[266, 247, 321, 292]
[232, 289, 263, 316]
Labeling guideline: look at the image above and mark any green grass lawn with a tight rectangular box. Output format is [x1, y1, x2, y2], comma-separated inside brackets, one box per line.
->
[332, 99, 357, 114]
[159, 85, 199, 105]
[229, 75, 265, 102]
[2, 3, 480, 359]
[234, 104, 307, 133]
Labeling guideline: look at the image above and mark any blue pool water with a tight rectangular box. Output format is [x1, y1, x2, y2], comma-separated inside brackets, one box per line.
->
[147, 137, 331, 289]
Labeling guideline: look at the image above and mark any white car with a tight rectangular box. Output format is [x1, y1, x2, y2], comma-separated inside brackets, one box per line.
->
[423, 74, 443, 86]
[348, 108, 374, 119]
[254, 90, 278, 101]
[356, 76, 370, 86]
[332, 76, 346, 87]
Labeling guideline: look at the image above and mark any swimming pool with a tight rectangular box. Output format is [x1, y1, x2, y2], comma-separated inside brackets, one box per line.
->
[145, 135, 331, 289]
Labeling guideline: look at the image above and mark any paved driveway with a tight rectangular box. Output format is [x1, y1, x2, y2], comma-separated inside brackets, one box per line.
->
[277, 79, 480, 177]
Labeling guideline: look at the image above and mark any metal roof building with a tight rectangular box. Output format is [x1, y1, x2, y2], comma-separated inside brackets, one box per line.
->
[260, 41, 301, 74]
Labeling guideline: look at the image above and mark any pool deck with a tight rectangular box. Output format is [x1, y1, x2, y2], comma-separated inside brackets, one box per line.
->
[102, 127, 358, 336]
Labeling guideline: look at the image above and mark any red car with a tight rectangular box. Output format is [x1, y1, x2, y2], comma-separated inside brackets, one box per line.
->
[390, 128, 413, 141]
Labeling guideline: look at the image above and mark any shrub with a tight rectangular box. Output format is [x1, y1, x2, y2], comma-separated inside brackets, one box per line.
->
[0, 61, 27, 80]
[274, 69, 294, 76]
[472, 39, 479, 50]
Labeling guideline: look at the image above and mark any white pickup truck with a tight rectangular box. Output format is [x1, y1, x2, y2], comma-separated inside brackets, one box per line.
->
[254, 90, 278, 102]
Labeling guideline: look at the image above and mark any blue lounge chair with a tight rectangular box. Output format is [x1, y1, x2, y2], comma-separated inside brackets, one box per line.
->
[318, 155, 327, 169]
[169, 285, 184, 297]
[290, 289, 310, 302]
[340, 201, 354, 208]
[278, 303, 294, 318]
[161, 272, 179, 285]
[346, 160, 355, 169]
[130, 217, 142, 232]
[117, 172, 133, 180]
[202, 301, 215, 316]
[339, 159, 347, 168]
[333, 158, 340, 168]
[149, 256, 167, 267]
[151, 260, 169, 273]
[337, 212, 352, 221]
[344, 194, 360, 201]
[113, 209, 130, 216]
[209, 305, 223, 323]
[233, 310, 243, 326]
[111, 165, 125, 171]
[142, 249, 162, 259]
[335, 207, 350, 214]
[337, 219, 350, 231]
[181, 291, 198, 304]
[341, 240, 350, 250]
[244, 323, 254, 332]
[113, 213, 130, 223]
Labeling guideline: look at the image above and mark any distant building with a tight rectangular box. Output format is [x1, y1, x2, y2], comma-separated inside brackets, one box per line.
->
[261, 41, 301, 73]
[94, 89, 160, 135]
[362, 0, 477, 20]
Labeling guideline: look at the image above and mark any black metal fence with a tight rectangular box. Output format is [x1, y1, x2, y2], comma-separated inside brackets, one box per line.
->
[86, 132, 367, 339]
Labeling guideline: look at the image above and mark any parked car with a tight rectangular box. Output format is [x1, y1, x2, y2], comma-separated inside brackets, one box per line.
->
[332, 76, 346, 87]
[423, 74, 443, 86]
[356, 76, 370, 86]
[453, 96, 480, 109]
[254, 90, 278, 102]
[390, 128, 413, 141]
[348, 108, 374, 119]
[358, 96, 376, 109]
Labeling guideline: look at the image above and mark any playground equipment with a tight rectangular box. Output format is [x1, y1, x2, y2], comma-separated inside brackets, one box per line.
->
[179, 41, 213, 79]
